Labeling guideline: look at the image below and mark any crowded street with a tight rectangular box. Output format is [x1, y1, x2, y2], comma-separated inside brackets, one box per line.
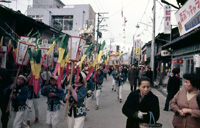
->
[3, 75, 173, 128]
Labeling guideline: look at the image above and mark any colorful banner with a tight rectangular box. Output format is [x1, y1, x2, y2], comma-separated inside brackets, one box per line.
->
[175, 0, 200, 36]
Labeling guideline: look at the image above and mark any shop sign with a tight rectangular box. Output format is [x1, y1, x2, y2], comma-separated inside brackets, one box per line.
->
[172, 59, 183, 63]
[175, 0, 200, 36]
[161, 50, 171, 56]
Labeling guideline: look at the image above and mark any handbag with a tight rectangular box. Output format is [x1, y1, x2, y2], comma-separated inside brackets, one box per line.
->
[139, 112, 162, 128]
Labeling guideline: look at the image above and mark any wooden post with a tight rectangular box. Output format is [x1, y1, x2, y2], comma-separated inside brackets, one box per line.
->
[64, 62, 74, 117]
[6, 66, 21, 112]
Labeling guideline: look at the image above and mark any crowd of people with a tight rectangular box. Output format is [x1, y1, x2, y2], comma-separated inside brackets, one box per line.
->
[1, 64, 200, 128]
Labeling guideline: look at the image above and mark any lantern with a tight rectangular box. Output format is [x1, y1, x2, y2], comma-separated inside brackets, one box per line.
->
[39, 43, 54, 67]
[16, 40, 36, 65]
[68, 36, 86, 62]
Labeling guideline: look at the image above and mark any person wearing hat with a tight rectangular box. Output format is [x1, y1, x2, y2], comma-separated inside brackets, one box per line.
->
[41, 75, 65, 128]
[93, 68, 104, 110]
[4, 74, 29, 128]
[114, 67, 126, 103]
[65, 71, 87, 128]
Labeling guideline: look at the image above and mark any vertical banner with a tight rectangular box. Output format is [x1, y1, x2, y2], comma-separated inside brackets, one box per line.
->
[68, 37, 81, 62]
[135, 40, 141, 56]
[164, 5, 171, 34]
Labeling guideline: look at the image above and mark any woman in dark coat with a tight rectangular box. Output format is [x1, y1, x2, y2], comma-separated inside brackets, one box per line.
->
[163, 68, 180, 111]
[122, 77, 160, 128]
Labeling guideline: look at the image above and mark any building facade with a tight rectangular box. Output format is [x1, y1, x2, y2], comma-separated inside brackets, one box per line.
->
[27, 0, 96, 37]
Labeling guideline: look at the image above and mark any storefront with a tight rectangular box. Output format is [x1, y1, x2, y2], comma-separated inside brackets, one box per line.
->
[170, 43, 200, 86]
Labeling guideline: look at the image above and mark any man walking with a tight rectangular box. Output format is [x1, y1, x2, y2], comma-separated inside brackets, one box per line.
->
[127, 65, 138, 91]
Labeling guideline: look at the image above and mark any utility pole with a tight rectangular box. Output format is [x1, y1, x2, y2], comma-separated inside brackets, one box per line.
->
[132, 35, 135, 64]
[96, 12, 108, 47]
[151, 0, 156, 86]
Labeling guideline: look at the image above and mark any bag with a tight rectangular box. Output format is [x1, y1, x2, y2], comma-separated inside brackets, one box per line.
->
[139, 112, 162, 128]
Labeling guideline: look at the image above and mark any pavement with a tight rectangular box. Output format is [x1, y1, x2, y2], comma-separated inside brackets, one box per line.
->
[1, 76, 174, 128]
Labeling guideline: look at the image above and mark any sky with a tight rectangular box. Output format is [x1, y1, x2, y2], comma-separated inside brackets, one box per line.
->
[0, 0, 178, 53]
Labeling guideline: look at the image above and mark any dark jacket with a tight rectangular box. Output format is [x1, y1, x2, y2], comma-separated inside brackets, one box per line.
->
[127, 69, 138, 85]
[4, 84, 28, 111]
[66, 84, 87, 117]
[114, 71, 126, 86]
[122, 90, 160, 128]
[41, 84, 65, 111]
[167, 75, 180, 95]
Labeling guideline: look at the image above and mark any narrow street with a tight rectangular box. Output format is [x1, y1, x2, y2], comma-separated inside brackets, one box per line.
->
[4, 75, 174, 128]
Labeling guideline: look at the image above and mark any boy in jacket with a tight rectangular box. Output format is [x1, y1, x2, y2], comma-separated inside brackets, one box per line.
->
[5, 74, 29, 128]
[41, 75, 65, 128]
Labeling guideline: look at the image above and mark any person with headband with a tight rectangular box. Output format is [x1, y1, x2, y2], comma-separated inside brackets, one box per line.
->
[5, 74, 29, 128]
[41, 75, 65, 128]
[65, 71, 87, 128]
[92, 69, 104, 110]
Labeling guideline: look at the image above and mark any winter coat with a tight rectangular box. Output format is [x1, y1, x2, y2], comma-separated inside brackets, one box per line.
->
[122, 90, 160, 128]
[167, 75, 180, 96]
[170, 90, 200, 128]
[127, 69, 138, 85]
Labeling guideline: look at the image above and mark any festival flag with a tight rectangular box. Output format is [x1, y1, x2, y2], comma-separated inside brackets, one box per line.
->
[53, 35, 69, 89]
[33, 49, 41, 94]
[75, 45, 92, 81]
[86, 45, 101, 80]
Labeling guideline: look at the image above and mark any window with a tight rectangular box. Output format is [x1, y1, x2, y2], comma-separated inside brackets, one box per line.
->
[52, 16, 73, 30]
[28, 15, 43, 22]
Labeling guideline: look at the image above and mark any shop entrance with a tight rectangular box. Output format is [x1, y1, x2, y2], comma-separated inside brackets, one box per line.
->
[185, 58, 194, 74]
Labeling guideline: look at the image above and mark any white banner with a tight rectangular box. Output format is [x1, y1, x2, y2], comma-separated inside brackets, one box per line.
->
[16, 41, 36, 65]
[164, 5, 171, 34]
[175, 0, 200, 36]
[68, 37, 81, 61]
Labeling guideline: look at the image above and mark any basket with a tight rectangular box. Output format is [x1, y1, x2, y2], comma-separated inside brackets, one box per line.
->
[139, 112, 162, 128]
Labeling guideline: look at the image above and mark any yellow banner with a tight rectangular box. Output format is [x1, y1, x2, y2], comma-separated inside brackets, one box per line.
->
[136, 47, 140, 55]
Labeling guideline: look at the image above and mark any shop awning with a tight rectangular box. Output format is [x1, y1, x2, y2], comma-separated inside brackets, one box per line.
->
[162, 26, 200, 49]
